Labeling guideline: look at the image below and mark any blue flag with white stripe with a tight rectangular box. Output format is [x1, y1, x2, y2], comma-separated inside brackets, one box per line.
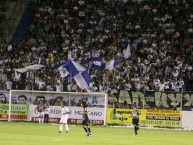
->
[88, 57, 118, 71]
[88, 56, 103, 70]
[88, 49, 103, 70]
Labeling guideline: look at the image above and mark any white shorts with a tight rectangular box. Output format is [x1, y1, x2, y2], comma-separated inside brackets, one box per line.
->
[38, 112, 44, 118]
[60, 116, 68, 124]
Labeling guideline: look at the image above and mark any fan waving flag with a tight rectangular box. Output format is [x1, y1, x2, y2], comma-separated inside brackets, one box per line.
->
[104, 58, 118, 71]
[58, 66, 70, 79]
[73, 70, 92, 89]
[123, 43, 131, 59]
[57, 61, 92, 89]
[88, 49, 103, 70]
[88, 56, 103, 70]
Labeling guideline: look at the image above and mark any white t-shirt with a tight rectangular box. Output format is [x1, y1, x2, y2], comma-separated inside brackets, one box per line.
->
[37, 80, 46, 89]
[55, 83, 62, 92]
[61, 107, 69, 116]
[60, 106, 70, 123]
[44, 106, 50, 114]
[6, 81, 12, 90]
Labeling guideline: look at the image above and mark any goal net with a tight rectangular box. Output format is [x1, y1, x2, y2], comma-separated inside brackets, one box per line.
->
[6, 90, 108, 125]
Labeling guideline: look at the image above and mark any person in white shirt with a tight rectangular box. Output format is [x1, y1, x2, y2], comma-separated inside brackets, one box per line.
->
[6, 79, 12, 90]
[37, 78, 46, 90]
[174, 82, 181, 92]
[159, 80, 165, 92]
[55, 82, 62, 92]
[59, 101, 70, 133]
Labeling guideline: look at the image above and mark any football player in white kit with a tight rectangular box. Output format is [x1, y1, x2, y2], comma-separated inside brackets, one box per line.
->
[59, 101, 70, 133]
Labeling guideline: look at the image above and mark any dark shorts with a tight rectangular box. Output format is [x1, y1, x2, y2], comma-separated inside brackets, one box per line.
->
[82, 119, 90, 125]
[132, 118, 139, 126]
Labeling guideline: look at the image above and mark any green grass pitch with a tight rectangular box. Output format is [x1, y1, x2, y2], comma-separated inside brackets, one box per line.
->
[0, 121, 193, 145]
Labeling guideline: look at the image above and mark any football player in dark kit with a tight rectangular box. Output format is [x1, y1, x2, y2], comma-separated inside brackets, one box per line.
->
[79, 100, 92, 136]
[132, 105, 140, 136]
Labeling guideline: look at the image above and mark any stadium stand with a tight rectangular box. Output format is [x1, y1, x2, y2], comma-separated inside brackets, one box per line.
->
[0, 0, 193, 93]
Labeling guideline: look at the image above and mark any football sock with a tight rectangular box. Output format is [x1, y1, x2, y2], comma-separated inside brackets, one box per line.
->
[134, 126, 137, 135]
[83, 127, 88, 133]
[88, 128, 91, 133]
[59, 124, 63, 132]
[65, 124, 69, 132]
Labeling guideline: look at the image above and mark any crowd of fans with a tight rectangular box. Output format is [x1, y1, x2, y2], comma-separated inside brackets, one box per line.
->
[0, 1, 8, 38]
[0, 0, 193, 94]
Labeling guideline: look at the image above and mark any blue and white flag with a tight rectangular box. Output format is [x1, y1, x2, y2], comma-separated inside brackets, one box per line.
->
[88, 49, 103, 70]
[123, 43, 131, 59]
[104, 58, 118, 71]
[58, 61, 92, 89]
[58, 66, 70, 79]
[88, 56, 103, 70]
[73, 70, 92, 90]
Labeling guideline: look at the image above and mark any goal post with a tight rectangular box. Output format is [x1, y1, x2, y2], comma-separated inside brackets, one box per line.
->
[8, 90, 108, 125]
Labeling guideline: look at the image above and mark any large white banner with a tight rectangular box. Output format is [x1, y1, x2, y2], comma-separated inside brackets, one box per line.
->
[8, 91, 105, 106]
[30, 105, 105, 125]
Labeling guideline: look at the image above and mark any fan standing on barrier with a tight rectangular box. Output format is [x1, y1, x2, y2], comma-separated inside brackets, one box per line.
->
[132, 105, 140, 136]
[59, 101, 70, 133]
[79, 100, 92, 137]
